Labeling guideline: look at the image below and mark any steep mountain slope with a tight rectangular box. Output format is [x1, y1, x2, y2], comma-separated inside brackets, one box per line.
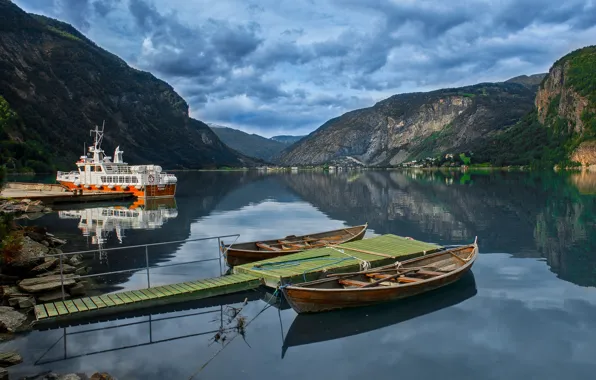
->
[279, 80, 540, 166]
[208, 124, 286, 162]
[270, 135, 305, 145]
[0, 0, 256, 171]
[536, 46, 596, 165]
[475, 46, 596, 167]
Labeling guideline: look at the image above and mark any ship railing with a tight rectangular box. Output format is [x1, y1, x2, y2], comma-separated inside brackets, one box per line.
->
[45, 233, 241, 301]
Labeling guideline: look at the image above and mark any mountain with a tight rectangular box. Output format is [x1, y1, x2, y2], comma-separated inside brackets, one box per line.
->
[270, 135, 306, 145]
[505, 74, 547, 89]
[536, 46, 596, 166]
[0, 0, 257, 172]
[279, 79, 541, 166]
[208, 124, 286, 162]
[474, 46, 596, 168]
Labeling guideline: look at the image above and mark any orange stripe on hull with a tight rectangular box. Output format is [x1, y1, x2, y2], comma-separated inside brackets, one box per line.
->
[57, 182, 176, 198]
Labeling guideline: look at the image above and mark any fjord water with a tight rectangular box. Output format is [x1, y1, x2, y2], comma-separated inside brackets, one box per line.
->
[4, 170, 596, 379]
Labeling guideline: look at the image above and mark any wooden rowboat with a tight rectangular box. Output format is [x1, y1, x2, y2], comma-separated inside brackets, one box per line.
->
[281, 271, 477, 357]
[221, 223, 368, 266]
[280, 240, 478, 313]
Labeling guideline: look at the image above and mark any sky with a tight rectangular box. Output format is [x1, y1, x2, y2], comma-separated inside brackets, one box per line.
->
[13, 0, 596, 137]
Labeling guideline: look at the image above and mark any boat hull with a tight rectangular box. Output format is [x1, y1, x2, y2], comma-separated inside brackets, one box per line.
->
[281, 266, 472, 313]
[57, 181, 176, 198]
[281, 243, 477, 314]
[223, 224, 368, 266]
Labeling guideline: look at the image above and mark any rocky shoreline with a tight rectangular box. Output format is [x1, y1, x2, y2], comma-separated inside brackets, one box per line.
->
[1, 199, 93, 335]
[0, 199, 110, 379]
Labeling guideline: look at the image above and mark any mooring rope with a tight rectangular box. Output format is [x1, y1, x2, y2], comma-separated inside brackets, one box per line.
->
[325, 245, 371, 271]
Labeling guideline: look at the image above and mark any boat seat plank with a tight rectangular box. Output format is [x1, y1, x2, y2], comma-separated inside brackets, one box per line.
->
[417, 270, 445, 277]
[256, 243, 280, 251]
[338, 279, 370, 287]
[397, 277, 422, 283]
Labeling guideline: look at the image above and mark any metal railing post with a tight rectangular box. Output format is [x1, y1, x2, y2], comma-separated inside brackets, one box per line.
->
[145, 245, 150, 288]
[60, 252, 65, 301]
[217, 237, 222, 276]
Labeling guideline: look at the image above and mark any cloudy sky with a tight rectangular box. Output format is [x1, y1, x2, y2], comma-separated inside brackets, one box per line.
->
[13, 0, 596, 137]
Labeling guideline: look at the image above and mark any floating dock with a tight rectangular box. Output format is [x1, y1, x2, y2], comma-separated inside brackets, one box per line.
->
[2, 182, 133, 204]
[34, 273, 262, 325]
[34, 235, 442, 324]
[234, 234, 441, 287]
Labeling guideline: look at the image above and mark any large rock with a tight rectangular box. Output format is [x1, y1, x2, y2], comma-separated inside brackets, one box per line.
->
[0, 306, 27, 332]
[7, 297, 35, 309]
[31, 258, 58, 273]
[18, 275, 78, 293]
[91, 373, 115, 380]
[0, 286, 29, 299]
[5, 236, 49, 272]
[0, 350, 23, 367]
[38, 290, 71, 303]
[68, 284, 86, 297]
[37, 264, 76, 277]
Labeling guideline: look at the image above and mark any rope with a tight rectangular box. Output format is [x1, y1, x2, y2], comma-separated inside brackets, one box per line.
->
[325, 246, 371, 271]
[188, 288, 280, 379]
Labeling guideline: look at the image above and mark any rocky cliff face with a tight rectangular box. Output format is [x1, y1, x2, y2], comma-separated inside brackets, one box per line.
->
[279, 81, 540, 166]
[535, 46, 596, 166]
[0, 0, 256, 170]
[536, 62, 591, 134]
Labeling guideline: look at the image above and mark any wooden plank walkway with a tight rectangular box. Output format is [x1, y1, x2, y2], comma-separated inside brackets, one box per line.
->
[34, 273, 262, 324]
[234, 234, 442, 287]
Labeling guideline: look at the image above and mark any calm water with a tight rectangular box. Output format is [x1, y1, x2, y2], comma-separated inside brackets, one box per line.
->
[3, 170, 596, 379]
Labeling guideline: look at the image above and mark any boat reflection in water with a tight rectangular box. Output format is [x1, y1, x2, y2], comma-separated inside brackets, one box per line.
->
[281, 271, 477, 358]
[58, 198, 178, 255]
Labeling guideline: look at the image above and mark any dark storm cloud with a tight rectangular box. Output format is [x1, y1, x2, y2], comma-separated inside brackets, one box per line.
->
[93, 0, 120, 17]
[12, 0, 596, 136]
[128, 0, 262, 80]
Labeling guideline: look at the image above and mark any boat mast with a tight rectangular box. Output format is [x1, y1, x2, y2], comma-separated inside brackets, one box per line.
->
[89, 120, 105, 163]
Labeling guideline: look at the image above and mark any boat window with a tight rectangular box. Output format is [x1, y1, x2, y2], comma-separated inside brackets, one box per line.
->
[125, 176, 131, 183]
[96, 166, 103, 172]
[119, 176, 124, 183]
[81, 166, 86, 172]
[101, 176, 106, 182]
[131, 177, 138, 183]
[89, 166, 95, 172]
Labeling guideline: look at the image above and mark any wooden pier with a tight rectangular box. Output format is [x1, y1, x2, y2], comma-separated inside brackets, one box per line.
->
[1, 182, 134, 204]
[34, 235, 442, 325]
[34, 273, 262, 325]
[233, 234, 442, 287]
